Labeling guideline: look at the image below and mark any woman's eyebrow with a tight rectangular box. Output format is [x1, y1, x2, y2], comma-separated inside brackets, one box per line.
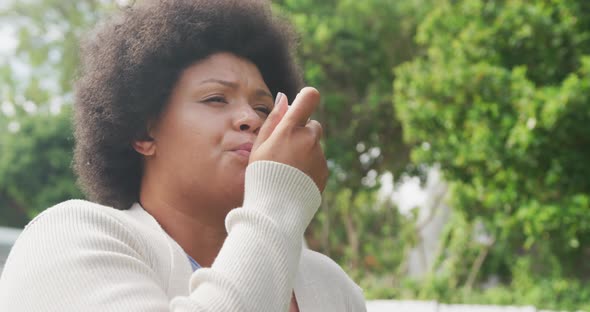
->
[255, 89, 273, 100]
[199, 78, 272, 100]
[199, 78, 238, 88]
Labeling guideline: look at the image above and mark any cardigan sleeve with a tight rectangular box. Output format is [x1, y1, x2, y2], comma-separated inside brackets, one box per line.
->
[0, 161, 321, 312]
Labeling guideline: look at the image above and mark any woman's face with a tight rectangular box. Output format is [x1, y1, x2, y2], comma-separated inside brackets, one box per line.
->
[141, 52, 274, 213]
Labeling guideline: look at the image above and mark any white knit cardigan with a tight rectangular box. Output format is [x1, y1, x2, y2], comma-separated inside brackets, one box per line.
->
[0, 161, 366, 311]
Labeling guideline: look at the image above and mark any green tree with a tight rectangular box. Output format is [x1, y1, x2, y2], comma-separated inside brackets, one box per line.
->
[275, 0, 433, 276]
[0, 0, 120, 225]
[0, 108, 80, 223]
[395, 0, 590, 309]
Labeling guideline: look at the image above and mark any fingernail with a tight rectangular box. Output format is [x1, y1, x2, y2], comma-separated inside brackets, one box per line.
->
[274, 92, 284, 108]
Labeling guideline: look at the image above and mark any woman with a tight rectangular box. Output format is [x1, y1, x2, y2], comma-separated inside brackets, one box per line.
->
[0, 0, 366, 311]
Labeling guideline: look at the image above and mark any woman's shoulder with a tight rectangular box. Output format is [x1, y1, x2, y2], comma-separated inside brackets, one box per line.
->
[28, 199, 128, 225]
[26, 199, 150, 233]
[0, 200, 183, 309]
[298, 249, 366, 311]
[3, 199, 174, 283]
[15, 199, 166, 259]
[299, 248, 360, 287]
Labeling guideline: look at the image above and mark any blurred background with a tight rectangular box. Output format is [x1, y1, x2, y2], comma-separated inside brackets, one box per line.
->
[1, 0, 589, 310]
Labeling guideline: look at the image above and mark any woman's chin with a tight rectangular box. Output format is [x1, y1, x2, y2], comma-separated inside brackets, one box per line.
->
[221, 180, 245, 208]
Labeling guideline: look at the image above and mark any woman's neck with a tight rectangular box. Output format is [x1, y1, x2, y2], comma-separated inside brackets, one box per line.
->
[139, 192, 228, 268]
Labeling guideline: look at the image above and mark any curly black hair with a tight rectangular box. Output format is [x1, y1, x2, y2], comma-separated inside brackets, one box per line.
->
[73, 0, 302, 209]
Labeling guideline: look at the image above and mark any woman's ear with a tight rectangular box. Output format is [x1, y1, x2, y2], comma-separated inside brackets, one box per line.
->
[132, 137, 156, 156]
[133, 121, 157, 156]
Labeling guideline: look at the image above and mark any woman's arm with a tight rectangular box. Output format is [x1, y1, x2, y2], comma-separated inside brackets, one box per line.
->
[0, 161, 320, 312]
[172, 161, 321, 311]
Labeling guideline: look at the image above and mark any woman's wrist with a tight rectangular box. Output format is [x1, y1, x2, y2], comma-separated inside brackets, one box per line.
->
[241, 160, 321, 238]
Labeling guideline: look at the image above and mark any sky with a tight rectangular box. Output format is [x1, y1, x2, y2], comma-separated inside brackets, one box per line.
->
[0, 25, 17, 57]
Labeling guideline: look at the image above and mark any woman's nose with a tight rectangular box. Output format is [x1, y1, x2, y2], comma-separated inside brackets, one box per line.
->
[233, 105, 263, 134]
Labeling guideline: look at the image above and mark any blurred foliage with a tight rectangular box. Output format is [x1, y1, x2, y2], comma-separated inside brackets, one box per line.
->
[0, 106, 80, 224]
[395, 0, 590, 310]
[274, 0, 432, 274]
[0, 0, 125, 225]
[1, 0, 590, 310]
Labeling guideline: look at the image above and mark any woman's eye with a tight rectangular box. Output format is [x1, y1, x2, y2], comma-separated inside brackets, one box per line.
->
[255, 106, 271, 116]
[203, 96, 227, 103]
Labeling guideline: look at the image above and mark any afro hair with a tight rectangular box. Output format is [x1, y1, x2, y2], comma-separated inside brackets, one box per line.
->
[73, 0, 303, 209]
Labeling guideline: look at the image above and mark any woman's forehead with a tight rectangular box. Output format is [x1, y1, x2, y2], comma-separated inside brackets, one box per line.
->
[178, 52, 270, 91]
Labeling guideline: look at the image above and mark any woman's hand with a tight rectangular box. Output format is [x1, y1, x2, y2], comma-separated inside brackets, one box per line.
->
[250, 87, 328, 192]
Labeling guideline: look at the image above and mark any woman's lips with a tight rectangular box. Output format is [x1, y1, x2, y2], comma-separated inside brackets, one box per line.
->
[231, 142, 253, 159]
[233, 149, 251, 157]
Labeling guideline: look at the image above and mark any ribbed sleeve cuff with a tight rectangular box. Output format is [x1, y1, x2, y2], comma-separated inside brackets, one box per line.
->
[186, 161, 322, 311]
[237, 160, 321, 240]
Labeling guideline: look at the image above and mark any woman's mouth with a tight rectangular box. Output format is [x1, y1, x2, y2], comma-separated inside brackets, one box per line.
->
[230, 142, 253, 159]
[233, 149, 251, 157]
